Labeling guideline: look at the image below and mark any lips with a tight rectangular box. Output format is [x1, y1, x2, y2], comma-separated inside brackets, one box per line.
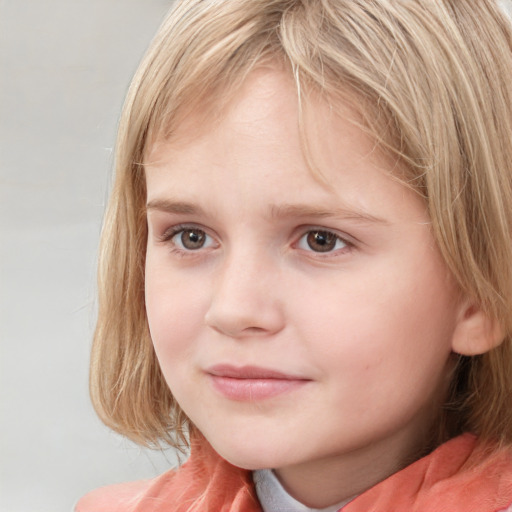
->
[205, 364, 311, 401]
[207, 364, 304, 379]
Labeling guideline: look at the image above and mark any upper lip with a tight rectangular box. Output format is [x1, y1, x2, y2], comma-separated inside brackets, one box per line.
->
[206, 364, 308, 380]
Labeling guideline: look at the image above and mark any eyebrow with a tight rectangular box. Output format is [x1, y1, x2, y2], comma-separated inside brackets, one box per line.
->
[270, 203, 389, 225]
[146, 199, 206, 216]
[146, 199, 388, 225]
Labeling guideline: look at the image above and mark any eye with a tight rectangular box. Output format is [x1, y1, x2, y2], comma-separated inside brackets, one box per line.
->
[171, 228, 214, 251]
[297, 229, 348, 253]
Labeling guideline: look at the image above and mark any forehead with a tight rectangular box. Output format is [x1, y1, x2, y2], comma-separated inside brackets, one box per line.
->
[146, 66, 389, 173]
[144, 67, 424, 226]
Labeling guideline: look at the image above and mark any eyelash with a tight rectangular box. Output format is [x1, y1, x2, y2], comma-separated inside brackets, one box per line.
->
[295, 229, 352, 256]
[158, 224, 216, 254]
[157, 224, 353, 257]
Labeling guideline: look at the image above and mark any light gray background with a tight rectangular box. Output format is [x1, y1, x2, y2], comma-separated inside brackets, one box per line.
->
[1, 1, 511, 512]
[1, 2, 177, 511]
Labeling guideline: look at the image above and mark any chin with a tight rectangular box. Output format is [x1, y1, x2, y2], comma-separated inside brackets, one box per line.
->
[207, 434, 293, 470]
[222, 453, 281, 471]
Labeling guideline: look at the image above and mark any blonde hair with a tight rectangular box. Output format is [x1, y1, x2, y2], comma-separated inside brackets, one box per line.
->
[90, 0, 512, 449]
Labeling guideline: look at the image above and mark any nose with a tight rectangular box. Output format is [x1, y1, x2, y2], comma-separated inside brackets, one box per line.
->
[204, 250, 285, 338]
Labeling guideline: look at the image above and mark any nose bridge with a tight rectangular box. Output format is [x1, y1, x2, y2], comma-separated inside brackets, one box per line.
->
[205, 244, 284, 338]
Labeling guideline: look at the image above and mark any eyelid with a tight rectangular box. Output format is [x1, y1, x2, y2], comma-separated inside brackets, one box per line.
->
[153, 222, 355, 257]
[293, 226, 355, 255]
[157, 223, 219, 252]
[158, 223, 207, 241]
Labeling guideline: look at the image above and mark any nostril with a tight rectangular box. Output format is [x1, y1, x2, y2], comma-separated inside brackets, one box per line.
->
[244, 326, 267, 334]
[206, 320, 269, 338]
[204, 303, 284, 338]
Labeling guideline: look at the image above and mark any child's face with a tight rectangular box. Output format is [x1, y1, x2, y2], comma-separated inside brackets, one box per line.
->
[145, 68, 462, 496]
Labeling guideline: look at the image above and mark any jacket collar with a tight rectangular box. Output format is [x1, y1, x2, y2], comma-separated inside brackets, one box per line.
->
[168, 433, 512, 512]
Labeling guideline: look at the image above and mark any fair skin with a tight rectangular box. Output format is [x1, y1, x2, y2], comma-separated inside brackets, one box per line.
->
[144, 68, 466, 507]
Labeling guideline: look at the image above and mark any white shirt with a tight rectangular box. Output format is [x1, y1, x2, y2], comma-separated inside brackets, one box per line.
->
[253, 469, 354, 512]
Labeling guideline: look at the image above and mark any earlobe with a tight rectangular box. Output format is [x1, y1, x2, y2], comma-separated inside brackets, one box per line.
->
[451, 301, 505, 356]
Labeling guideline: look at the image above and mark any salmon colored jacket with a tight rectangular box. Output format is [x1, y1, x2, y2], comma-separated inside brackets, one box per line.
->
[76, 433, 512, 512]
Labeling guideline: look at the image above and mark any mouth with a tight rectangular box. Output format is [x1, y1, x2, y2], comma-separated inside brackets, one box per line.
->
[205, 364, 311, 401]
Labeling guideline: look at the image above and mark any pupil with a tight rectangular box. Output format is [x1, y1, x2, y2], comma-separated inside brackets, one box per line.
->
[182, 229, 205, 249]
[307, 231, 336, 252]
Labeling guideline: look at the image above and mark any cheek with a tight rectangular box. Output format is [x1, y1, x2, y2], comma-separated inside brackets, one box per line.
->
[291, 255, 457, 393]
[145, 259, 207, 373]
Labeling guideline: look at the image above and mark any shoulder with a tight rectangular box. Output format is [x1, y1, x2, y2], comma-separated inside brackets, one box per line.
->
[342, 434, 512, 512]
[74, 465, 185, 512]
[75, 479, 156, 512]
[74, 436, 260, 512]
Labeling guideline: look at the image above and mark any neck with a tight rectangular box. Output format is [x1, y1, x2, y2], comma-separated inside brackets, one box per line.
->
[273, 424, 432, 508]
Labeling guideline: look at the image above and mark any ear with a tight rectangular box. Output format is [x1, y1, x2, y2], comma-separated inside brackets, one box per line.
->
[451, 300, 505, 356]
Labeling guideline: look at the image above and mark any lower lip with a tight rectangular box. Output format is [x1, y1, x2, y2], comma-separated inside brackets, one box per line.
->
[208, 375, 309, 401]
